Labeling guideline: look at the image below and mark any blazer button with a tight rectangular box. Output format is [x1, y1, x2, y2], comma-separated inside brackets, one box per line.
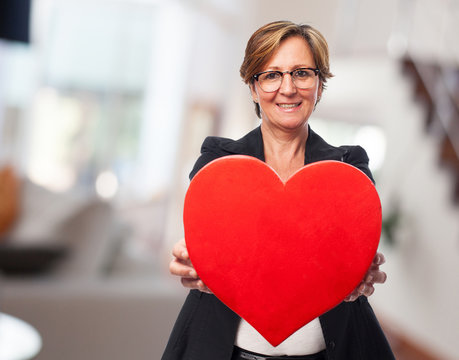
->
[329, 341, 336, 349]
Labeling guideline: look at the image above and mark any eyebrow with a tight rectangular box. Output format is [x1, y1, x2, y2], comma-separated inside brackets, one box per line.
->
[266, 65, 314, 71]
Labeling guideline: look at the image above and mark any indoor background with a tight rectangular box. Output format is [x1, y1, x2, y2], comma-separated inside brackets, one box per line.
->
[0, 0, 458, 359]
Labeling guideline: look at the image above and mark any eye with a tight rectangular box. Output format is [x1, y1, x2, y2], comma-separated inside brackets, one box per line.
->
[261, 72, 281, 81]
[294, 69, 313, 79]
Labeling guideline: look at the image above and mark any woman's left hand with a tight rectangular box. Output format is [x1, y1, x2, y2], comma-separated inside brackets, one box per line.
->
[344, 252, 387, 302]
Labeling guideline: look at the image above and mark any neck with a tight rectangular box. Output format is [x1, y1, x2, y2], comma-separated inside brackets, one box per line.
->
[261, 122, 308, 181]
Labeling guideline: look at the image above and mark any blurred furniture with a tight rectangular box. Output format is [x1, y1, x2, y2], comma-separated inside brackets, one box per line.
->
[0, 179, 184, 360]
[0, 179, 116, 277]
[0, 312, 42, 360]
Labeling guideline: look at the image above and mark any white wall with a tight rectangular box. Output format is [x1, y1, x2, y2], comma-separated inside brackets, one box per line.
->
[369, 62, 459, 359]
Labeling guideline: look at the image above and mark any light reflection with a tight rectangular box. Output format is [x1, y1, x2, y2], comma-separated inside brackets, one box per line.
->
[95, 170, 119, 199]
[354, 126, 386, 172]
[27, 87, 79, 192]
[311, 117, 387, 173]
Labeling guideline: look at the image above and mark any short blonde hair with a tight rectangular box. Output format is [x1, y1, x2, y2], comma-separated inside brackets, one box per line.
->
[240, 21, 333, 117]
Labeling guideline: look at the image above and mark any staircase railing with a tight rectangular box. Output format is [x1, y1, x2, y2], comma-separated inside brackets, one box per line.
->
[402, 56, 459, 202]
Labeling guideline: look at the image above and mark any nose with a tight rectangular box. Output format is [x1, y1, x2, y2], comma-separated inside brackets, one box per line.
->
[278, 73, 297, 95]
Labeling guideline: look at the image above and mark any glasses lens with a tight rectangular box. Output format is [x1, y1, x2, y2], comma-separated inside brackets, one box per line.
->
[292, 69, 316, 89]
[258, 72, 282, 92]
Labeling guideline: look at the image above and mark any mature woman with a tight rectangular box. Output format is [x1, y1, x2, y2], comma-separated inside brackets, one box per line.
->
[162, 21, 394, 360]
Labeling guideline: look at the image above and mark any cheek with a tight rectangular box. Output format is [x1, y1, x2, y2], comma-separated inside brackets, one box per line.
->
[313, 83, 322, 100]
[258, 96, 276, 119]
[258, 92, 277, 107]
[302, 87, 320, 105]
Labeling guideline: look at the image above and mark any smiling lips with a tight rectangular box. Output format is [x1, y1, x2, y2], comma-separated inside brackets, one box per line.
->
[278, 102, 302, 109]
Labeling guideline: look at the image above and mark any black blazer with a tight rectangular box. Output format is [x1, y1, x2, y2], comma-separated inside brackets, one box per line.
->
[162, 126, 395, 360]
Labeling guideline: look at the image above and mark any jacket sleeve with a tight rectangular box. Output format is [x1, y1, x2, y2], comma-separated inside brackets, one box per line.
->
[341, 145, 375, 184]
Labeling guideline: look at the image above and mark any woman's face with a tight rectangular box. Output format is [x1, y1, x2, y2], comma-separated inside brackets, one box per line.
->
[250, 36, 322, 132]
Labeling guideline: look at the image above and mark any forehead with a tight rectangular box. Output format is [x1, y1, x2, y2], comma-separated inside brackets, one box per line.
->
[262, 36, 314, 70]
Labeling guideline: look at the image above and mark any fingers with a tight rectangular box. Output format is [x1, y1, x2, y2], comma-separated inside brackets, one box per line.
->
[171, 259, 212, 293]
[373, 252, 386, 266]
[365, 269, 387, 284]
[344, 291, 359, 302]
[366, 252, 387, 284]
[169, 238, 213, 294]
[170, 238, 196, 277]
[172, 238, 189, 260]
[169, 257, 197, 278]
[345, 253, 388, 302]
[181, 278, 213, 294]
[358, 282, 375, 297]
[344, 281, 375, 302]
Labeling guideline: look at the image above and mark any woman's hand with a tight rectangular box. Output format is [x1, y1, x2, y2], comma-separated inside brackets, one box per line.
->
[169, 238, 212, 294]
[344, 252, 387, 302]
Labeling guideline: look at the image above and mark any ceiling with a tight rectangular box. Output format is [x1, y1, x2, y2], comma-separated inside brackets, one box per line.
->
[186, 0, 458, 63]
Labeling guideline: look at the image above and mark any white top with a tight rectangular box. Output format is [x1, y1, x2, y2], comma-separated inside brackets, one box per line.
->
[235, 317, 326, 356]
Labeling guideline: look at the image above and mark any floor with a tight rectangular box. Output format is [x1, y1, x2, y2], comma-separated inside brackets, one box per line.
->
[383, 325, 445, 360]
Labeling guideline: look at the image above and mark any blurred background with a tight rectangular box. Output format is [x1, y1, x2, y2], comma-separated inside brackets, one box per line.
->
[0, 0, 458, 359]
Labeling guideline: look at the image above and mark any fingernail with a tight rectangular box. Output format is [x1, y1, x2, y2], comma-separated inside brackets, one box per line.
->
[189, 270, 197, 277]
[366, 275, 373, 282]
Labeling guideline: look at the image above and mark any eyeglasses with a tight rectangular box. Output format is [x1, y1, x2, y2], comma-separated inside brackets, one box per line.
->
[253, 67, 320, 92]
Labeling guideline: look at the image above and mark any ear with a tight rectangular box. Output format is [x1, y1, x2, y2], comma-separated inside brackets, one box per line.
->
[250, 83, 258, 103]
[317, 81, 323, 100]
[315, 81, 323, 106]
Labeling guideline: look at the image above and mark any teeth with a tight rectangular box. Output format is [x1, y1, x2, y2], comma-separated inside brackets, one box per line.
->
[279, 103, 300, 108]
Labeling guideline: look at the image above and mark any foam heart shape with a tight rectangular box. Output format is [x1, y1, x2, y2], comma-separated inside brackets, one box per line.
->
[184, 155, 381, 346]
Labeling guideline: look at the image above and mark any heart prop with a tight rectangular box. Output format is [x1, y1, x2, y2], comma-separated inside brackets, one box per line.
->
[184, 156, 381, 346]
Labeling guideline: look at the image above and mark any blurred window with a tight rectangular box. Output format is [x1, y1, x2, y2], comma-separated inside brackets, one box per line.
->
[29, 0, 155, 194]
[311, 117, 387, 176]
[0, 0, 197, 267]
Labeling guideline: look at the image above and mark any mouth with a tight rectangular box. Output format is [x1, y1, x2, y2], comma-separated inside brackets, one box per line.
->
[277, 102, 302, 109]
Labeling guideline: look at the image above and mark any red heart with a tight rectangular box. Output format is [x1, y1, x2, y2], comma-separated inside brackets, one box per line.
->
[184, 155, 381, 346]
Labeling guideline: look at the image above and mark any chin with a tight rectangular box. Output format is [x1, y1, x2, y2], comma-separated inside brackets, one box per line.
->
[279, 116, 309, 129]
[261, 112, 311, 131]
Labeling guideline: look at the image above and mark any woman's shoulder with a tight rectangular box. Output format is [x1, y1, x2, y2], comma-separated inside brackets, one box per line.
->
[307, 128, 373, 182]
[200, 135, 241, 156]
[339, 145, 369, 164]
[201, 126, 262, 156]
[338, 145, 374, 183]
[189, 127, 263, 179]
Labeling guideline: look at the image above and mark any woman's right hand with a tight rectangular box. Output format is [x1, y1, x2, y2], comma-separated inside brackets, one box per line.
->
[169, 238, 212, 294]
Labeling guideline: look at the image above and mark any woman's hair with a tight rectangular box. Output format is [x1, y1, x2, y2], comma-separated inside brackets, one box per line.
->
[240, 20, 333, 118]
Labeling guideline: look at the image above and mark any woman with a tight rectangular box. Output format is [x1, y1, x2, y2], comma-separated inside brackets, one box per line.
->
[162, 21, 394, 360]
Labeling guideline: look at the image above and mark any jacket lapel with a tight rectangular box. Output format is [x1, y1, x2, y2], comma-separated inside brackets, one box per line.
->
[222, 125, 347, 165]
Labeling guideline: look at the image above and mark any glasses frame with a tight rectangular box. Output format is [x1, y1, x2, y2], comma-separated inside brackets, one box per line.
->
[252, 67, 320, 92]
